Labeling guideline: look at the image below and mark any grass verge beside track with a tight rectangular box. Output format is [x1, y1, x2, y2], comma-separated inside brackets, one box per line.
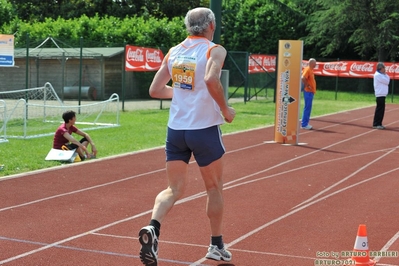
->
[0, 90, 383, 177]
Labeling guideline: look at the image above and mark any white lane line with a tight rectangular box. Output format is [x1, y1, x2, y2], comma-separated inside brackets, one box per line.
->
[0, 168, 165, 212]
[0, 142, 265, 213]
[189, 167, 399, 266]
[3, 162, 396, 264]
[94, 231, 317, 261]
[0, 108, 389, 212]
[293, 144, 399, 209]
[176, 148, 396, 204]
[224, 124, 382, 188]
[373, 231, 399, 263]
[1, 107, 398, 264]
[1, 153, 385, 266]
[0, 209, 151, 264]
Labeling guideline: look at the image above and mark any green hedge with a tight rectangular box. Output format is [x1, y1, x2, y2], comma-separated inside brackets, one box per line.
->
[1, 15, 187, 49]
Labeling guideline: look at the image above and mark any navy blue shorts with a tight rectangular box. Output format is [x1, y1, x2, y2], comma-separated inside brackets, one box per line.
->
[166, 125, 225, 167]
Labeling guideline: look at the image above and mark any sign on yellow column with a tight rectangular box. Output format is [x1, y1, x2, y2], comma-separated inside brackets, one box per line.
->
[274, 40, 303, 145]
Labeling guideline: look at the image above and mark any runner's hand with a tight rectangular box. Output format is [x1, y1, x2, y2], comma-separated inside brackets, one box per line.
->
[222, 106, 236, 123]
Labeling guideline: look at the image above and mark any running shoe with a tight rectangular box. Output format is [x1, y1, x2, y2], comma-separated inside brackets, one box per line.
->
[301, 124, 313, 130]
[138, 226, 158, 265]
[205, 244, 232, 262]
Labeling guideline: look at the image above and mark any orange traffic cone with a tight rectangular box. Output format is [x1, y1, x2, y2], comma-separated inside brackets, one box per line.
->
[351, 224, 376, 265]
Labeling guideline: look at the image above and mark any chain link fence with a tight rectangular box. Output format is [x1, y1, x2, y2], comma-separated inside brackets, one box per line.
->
[1, 37, 397, 104]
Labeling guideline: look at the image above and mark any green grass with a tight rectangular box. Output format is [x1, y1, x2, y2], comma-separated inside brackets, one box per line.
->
[0, 89, 382, 177]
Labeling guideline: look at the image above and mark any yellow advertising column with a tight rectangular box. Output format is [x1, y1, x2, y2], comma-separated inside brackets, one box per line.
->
[274, 40, 303, 145]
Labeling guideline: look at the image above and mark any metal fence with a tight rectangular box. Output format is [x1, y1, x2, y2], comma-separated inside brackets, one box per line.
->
[224, 53, 398, 103]
[1, 37, 397, 105]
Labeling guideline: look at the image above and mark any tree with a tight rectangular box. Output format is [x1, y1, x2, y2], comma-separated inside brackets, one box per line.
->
[0, 0, 16, 27]
[8, 0, 145, 21]
[8, 0, 210, 22]
[304, 0, 399, 61]
[142, 0, 210, 19]
[222, 0, 306, 54]
[2, 14, 186, 49]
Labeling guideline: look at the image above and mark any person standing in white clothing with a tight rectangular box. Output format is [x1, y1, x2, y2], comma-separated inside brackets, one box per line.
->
[372, 62, 390, 129]
[137, 7, 236, 266]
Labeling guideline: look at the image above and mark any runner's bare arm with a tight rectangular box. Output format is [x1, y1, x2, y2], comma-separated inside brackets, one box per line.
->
[205, 46, 236, 123]
[149, 53, 173, 99]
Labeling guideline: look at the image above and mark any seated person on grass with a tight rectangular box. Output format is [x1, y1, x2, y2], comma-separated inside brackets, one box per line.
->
[53, 110, 97, 160]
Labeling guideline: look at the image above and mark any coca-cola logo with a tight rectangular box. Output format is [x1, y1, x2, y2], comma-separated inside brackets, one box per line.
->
[127, 48, 144, 62]
[249, 57, 263, 67]
[146, 50, 162, 63]
[249, 55, 276, 68]
[350, 62, 374, 72]
[263, 57, 276, 66]
[125, 45, 164, 71]
[323, 62, 348, 71]
[386, 64, 399, 74]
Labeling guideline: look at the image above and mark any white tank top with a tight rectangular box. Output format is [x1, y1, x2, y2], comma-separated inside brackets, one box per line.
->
[167, 36, 225, 130]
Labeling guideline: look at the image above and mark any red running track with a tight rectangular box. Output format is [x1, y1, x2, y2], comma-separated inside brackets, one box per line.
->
[0, 105, 399, 266]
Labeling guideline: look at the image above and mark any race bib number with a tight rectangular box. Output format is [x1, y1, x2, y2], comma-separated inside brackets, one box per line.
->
[171, 55, 196, 91]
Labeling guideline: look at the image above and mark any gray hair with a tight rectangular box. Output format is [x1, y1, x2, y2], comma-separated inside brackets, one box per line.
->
[184, 7, 215, 36]
[376, 62, 385, 70]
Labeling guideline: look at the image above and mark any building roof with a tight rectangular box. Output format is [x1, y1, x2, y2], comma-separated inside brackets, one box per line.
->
[14, 47, 125, 59]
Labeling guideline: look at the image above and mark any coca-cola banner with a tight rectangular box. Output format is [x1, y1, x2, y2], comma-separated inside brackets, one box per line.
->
[248, 54, 276, 73]
[125, 45, 164, 72]
[304, 60, 399, 80]
[249, 55, 399, 80]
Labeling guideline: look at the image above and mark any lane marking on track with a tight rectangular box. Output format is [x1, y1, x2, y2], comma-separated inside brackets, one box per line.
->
[0, 107, 394, 213]
[2, 106, 399, 264]
[94, 231, 317, 261]
[293, 144, 399, 209]
[373, 231, 399, 263]
[175, 147, 398, 204]
[0, 168, 164, 212]
[224, 125, 389, 187]
[0, 236, 211, 266]
[189, 167, 399, 266]
[1, 121, 393, 214]
[301, 106, 399, 135]
[2, 157, 398, 265]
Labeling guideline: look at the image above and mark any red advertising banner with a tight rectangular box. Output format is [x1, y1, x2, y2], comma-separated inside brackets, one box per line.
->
[248, 54, 276, 73]
[125, 45, 164, 72]
[249, 55, 399, 80]
[306, 60, 399, 80]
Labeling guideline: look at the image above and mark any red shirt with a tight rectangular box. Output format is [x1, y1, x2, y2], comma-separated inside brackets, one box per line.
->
[53, 123, 78, 149]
